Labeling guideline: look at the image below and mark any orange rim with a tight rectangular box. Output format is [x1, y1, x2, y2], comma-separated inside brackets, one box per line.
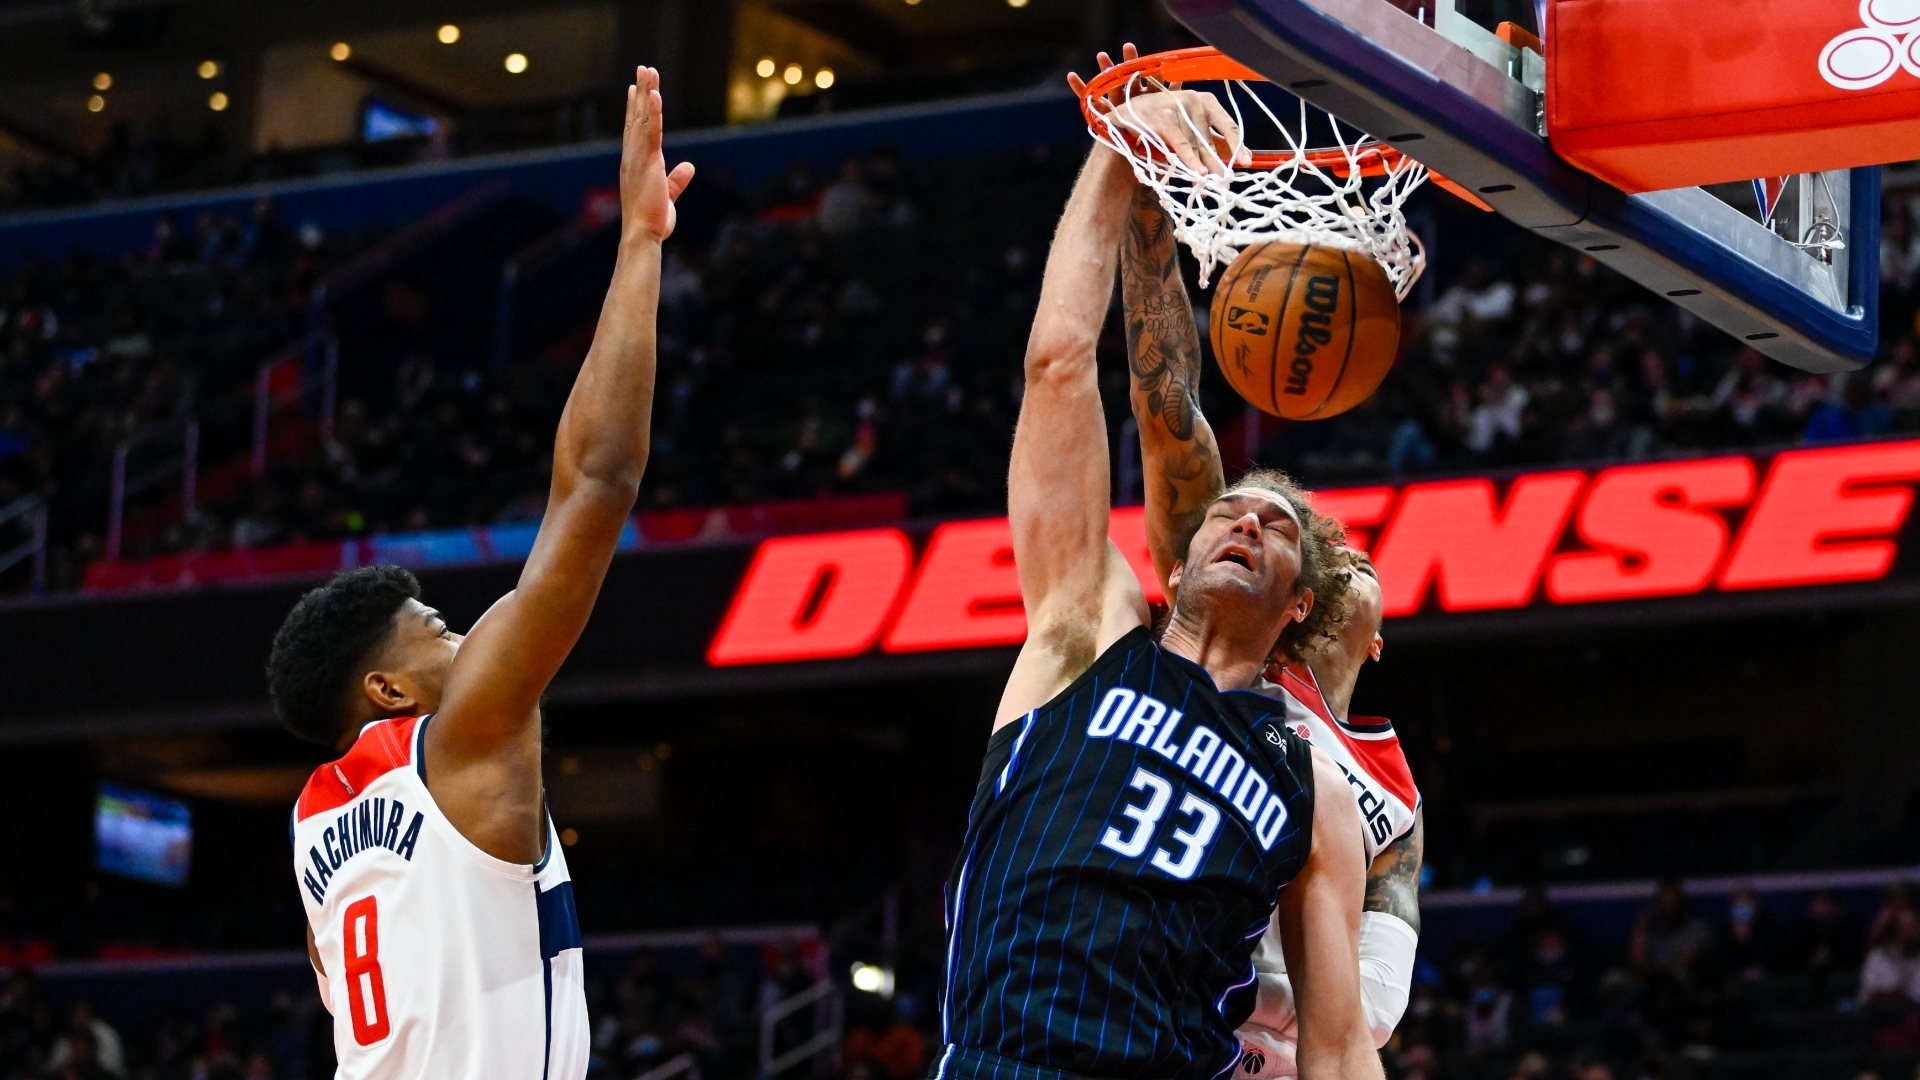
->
[1079, 46, 1494, 209]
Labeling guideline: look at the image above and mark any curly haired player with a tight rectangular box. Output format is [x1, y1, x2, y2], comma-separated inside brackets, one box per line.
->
[1109, 50, 1424, 1076]
[935, 77, 1381, 1080]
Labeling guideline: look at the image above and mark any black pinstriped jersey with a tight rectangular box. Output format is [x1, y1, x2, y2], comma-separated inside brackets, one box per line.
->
[938, 626, 1318, 1080]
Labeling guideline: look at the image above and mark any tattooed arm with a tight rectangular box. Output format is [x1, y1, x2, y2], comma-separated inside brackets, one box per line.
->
[1365, 807, 1423, 933]
[1119, 185, 1225, 598]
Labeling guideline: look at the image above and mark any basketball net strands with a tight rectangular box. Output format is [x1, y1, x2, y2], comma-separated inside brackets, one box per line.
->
[1081, 48, 1447, 301]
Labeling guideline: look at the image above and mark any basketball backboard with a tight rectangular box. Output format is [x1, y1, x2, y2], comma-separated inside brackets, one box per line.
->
[1165, 0, 1882, 373]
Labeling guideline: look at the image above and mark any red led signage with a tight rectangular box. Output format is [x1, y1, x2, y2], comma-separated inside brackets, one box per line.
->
[707, 441, 1920, 666]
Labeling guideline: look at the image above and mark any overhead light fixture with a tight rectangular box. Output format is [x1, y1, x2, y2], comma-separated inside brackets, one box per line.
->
[783, 63, 802, 85]
[92, 72, 111, 91]
[86, 94, 105, 113]
[814, 68, 835, 89]
[438, 24, 461, 44]
[849, 963, 895, 997]
[197, 60, 220, 79]
[756, 57, 776, 78]
[905, 0, 922, 5]
[208, 91, 229, 111]
[330, 42, 352, 61]
[504, 52, 529, 74]
[1008, 0, 1030, 7]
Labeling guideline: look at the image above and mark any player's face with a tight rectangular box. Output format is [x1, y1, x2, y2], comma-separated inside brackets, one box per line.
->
[1172, 489, 1310, 628]
[1340, 550, 1386, 662]
[383, 599, 464, 713]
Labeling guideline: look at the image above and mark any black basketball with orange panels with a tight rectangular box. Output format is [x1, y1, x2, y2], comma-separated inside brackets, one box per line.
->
[1208, 241, 1400, 420]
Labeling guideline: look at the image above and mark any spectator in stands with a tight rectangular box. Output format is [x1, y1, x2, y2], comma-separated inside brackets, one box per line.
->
[1720, 886, 1783, 982]
[1707, 348, 1791, 442]
[842, 1001, 926, 1080]
[1861, 909, 1920, 1047]
[1632, 879, 1716, 983]
[1800, 889, 1866, 994]
[44, 1002, 123, 1078]
[1804, 374, 1895, 442]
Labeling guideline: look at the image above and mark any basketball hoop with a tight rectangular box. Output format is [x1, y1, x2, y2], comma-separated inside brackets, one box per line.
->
[1081, 47, 1446, 299]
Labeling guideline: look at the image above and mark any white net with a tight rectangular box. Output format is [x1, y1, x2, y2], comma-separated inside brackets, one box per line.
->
[1089, 74, 1431, 300]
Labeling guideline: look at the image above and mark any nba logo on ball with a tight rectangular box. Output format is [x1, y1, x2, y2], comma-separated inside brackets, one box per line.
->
[1224, 307, 1270, 336]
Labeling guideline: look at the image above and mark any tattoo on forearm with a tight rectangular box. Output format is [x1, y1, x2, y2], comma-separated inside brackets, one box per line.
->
[1121, 193, 1203, 443]
[1120, 191, 1223, 547]
[1364, 810, 1423, 932]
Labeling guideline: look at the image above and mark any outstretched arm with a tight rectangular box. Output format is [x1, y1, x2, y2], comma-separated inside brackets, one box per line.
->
[1279, 749, 1385, 1080]
[994, 145, 1147, 730]
[427, 67, 695, 861]
[1121, 187, 1224, 599]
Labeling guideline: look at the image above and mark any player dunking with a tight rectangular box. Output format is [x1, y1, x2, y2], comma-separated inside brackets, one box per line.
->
[1107, 46, 1424, 1075]
[936, 91, 1383, 1080]
[267, 69, 693, 1080]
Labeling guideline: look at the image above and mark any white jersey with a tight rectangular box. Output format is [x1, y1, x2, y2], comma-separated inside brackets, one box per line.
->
[1238, 667, 1421, 1078]
[292, 715, 588, 1080]
[1257, 666, 1418, 863]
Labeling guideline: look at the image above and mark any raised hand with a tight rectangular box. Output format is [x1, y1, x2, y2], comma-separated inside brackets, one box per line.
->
[620, 66, 697, 244]
[1069, 44, 1250, 176]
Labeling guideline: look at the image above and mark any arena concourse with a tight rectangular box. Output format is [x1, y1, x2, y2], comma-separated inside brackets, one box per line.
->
[1, 1, 1919, 1079]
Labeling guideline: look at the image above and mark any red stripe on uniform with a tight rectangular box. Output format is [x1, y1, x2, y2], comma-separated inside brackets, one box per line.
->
[295, 716, 420, 822]
[1276, 667, 1420, 812]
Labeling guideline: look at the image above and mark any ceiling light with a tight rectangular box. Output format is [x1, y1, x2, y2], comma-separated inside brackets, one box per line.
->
[756, 57, 776, 78]
[783, 63, 802, 85]
[905, 0, 921, 5]
[92, 72, 111, 91]
[849, 963, 895, 997]
[197, 60, 220, 79]
[814, 68, 835, 89]
[1007, 0, 1029, 7]
[330, 42, 352, 61]
[86, 94, 105, 113]
[560, 828, 579, 846]
[208, 91, 229, 111]
[438, 24, 460, 44]
[504, 52, 529, 74]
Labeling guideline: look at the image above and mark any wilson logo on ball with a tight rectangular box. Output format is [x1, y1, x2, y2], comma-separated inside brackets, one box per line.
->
[1286, 274, 1341, 396]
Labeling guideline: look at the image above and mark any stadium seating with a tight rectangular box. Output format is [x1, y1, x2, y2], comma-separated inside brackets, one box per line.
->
[1, 872, 1916, 1080]
[3, 97, 1918, 603]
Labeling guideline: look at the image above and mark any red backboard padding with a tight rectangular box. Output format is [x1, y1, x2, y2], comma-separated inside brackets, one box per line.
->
[1546, 0, 1920, 192]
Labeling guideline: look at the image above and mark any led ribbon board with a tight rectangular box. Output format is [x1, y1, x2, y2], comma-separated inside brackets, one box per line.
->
[708, 441, 1920, 666]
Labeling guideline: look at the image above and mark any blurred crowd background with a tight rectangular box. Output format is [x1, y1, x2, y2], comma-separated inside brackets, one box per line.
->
[4, 139, 1918, 593]
[3, 880, 1920, 1080]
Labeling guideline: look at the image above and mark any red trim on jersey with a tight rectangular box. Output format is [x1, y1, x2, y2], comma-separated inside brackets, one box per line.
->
[296, 716, 420, 822]
[1276, 666, 1421, 812]
[1276, 667, 1338, 726]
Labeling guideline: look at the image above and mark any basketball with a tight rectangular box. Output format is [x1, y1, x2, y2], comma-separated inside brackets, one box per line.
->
[1208, 241, 1400, 420]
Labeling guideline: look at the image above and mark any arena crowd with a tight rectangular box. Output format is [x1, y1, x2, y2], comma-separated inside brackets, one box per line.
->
[3, 142, 1918, 596]
[0, 882, 1918, 1080]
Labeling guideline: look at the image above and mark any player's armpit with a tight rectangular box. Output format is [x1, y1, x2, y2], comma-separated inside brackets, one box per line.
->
[1278, 748, 1384, 1080]
[1364, 807, 1423, 932]
[1120, 188, 1225, 600]
[997, 148, 1147, 729]
[996, 542, 1149, 730]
